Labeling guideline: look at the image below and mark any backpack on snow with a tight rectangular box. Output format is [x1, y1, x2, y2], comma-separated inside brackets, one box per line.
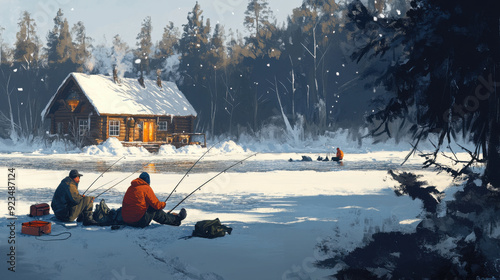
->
[192, 218, 232, 239]
[93, 199, 123, 226]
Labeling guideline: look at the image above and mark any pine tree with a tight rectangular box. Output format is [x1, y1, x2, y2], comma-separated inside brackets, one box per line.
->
[14, 11, 41, 66]
[179, 2, 211, 82]
[243, 0, 279, 58]
[156, 21, 179, 59]
[46, 9, 75, 65]
[178, 2, 212, 130]
[71, 21, 93, 70]
[56, 18, 74, 63]
[46, 9, 63, 64]
[135, 16, 153, 75]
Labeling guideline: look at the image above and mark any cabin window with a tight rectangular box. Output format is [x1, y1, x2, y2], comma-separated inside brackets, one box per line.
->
[158, 121, 168, 131]
[109, 120, 120, 136]
[78, 119, 88, 136]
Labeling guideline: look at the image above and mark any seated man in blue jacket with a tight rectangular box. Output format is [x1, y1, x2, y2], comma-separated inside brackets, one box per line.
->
[51, 169, 98, 226]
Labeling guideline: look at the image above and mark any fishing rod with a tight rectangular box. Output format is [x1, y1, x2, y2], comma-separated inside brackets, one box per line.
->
[82, 155, 126, 196]
[94, 160, 154, 199]
[169, 153, 257, 212]
[86, 177, 119, 196]
[165, 141, 221, 203]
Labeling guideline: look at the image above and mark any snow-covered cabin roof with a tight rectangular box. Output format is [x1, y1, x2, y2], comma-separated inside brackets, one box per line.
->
[42, 72, 197, 118]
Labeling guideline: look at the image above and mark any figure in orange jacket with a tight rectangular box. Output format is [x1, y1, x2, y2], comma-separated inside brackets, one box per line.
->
[331, 148, 344, 162]
[122, 172, 186, 228]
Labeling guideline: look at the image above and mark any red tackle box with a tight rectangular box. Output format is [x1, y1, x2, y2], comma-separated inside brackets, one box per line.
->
[29, 203, 50, 217]
[21, 221, 52, 236]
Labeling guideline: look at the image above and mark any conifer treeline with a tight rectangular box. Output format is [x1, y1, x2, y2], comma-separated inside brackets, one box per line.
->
[0, 0, 407, 139]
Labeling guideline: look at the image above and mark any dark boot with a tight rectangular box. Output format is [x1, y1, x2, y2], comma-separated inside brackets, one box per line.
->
[83, 211, 99, 226]
[178, 208, 187, 220]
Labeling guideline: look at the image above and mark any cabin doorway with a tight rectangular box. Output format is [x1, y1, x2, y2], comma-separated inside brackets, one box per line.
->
[142, 121, 155, 142]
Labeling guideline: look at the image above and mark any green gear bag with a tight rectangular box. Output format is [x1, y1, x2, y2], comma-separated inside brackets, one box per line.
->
[192, 218, 232, 239]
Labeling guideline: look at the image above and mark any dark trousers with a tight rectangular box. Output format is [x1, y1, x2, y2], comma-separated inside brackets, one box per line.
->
[331, 157, 341, 161]
[126, 206, 181, 228]
[55, 196, 94, 222]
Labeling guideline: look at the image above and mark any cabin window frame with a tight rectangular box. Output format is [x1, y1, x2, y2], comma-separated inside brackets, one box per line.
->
[78, 119, 88, 136]
[109, 120, 120, 137]
[158, 121, 168, 131]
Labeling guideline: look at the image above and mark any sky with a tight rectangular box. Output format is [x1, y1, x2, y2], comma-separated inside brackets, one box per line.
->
[0, 0, 303, 47]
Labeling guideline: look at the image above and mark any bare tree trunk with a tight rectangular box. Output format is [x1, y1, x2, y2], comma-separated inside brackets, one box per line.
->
[210, 69, 217, 137]
[253, 90, 258, 132]
[288, 55, 296, 121]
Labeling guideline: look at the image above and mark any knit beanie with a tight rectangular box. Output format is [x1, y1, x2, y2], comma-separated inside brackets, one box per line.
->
[139, 172, 150, 185]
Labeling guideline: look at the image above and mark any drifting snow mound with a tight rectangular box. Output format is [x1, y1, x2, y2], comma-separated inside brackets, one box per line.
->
[158, 144, 205, 155]
[157, 144, 177, 154]
[213, 140, 249, 154]
[82, 137, 150, 156]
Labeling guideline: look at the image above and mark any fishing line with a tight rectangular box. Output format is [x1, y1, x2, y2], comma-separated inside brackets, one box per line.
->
[82, 155, 126, 196]
[165, 140, 222, 203]
[169, 153, 257, 212]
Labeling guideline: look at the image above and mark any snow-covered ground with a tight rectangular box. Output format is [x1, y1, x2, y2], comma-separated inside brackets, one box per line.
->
[0, 136, 477, 280]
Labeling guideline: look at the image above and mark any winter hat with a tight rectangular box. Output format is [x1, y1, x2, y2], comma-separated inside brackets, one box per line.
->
[69, 169, 83, 179]
[139, 172, 150, 185]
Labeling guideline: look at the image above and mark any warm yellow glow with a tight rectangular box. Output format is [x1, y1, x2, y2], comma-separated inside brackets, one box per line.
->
[67, 100, 79, 111]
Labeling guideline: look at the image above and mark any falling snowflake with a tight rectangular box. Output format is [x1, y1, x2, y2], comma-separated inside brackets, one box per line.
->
[17, 88, 23, 91]
[336, 72, 340, 76]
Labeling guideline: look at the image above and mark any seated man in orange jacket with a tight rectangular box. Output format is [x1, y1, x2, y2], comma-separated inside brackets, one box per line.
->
[331, 147, 344, 162]
[122, 172, 186, 228]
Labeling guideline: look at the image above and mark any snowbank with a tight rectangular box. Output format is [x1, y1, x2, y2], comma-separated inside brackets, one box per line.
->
[82, 137, 151, 156]
[0, 137, 80, 154]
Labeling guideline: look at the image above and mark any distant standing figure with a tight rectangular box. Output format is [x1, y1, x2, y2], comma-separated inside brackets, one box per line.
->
[331, 148, 344, 162]
[122, 172, 186, 228]
[51, 169, 98, 226]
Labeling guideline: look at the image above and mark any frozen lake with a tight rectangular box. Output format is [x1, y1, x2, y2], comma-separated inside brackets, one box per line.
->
[0, 153, 423, 174]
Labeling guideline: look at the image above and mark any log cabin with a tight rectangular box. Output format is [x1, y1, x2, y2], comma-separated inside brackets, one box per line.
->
[41, 72, 205, 152]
